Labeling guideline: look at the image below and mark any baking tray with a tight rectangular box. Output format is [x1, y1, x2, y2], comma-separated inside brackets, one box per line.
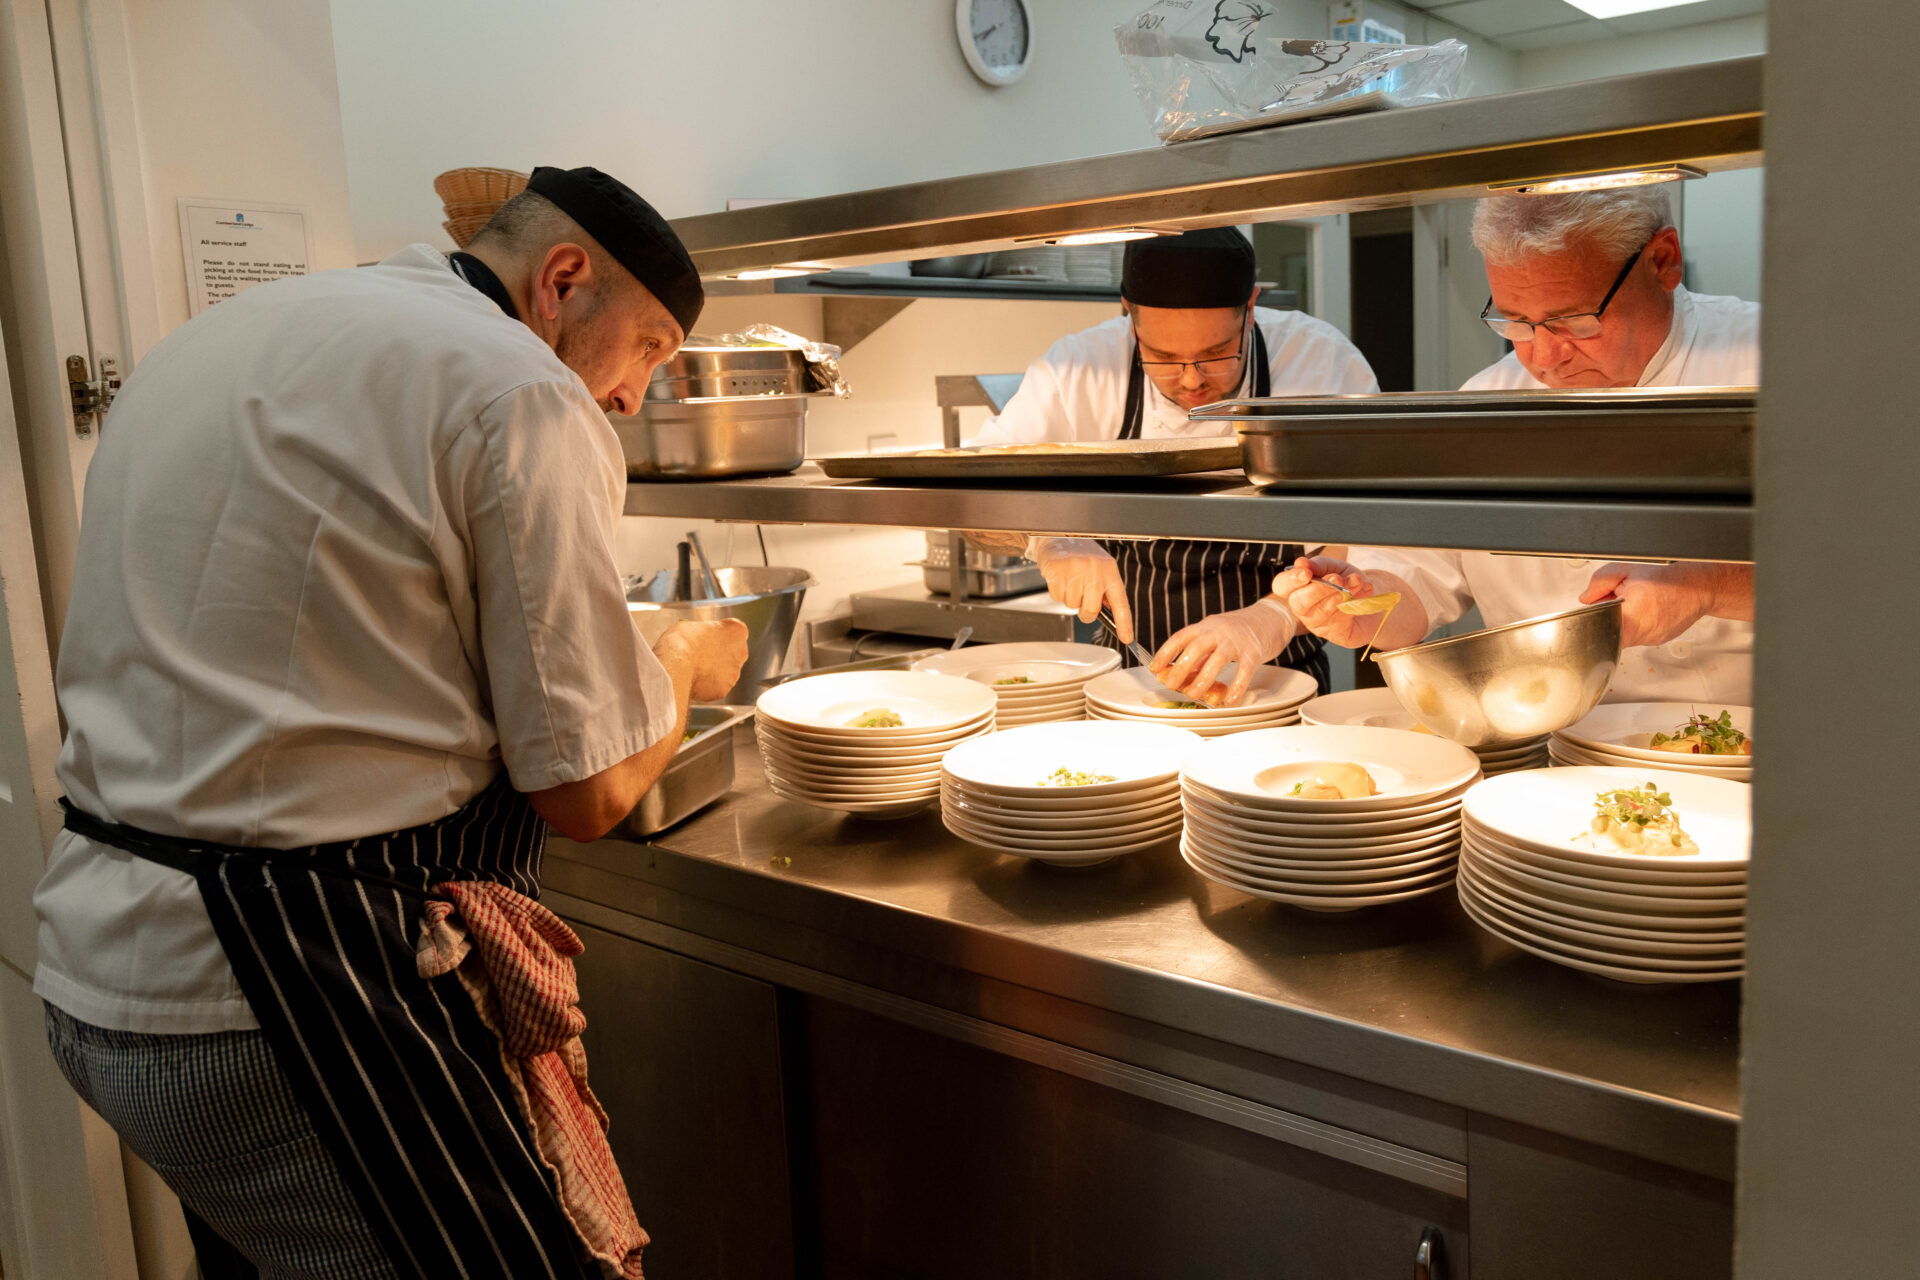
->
[609, 704, 754, 839]
[815, 436, 1242, 480]
[1194, 388, 1755, 493]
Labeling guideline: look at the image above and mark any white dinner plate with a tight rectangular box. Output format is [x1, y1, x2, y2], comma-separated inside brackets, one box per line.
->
[1466, 841, 1745, 911]
[1182, 805, 1459, 858]
[1298, 689, 1550, 759]
[1083, 665, 1317, 716]
[941, 805, 1180, 849]
[942, 721, 1203, 797]
[911, 643, 1120, 689]
[1458, 878, 1743, 958]
[1180, 786, 1461, 836]
[756, 670, 996, 736]
[950, 819, 1178, 863]
[1463, 766, 1750, 869]
[1461, 845, 1745, 924]
[758, 755, 945, 790]
[943, 791, 1182, 830]
[757, 732, 959, 769]
[1183, 726, 1482, 812]
[1558, 702, 1753, 766]
[766, 711, 995, 751]
[1181, 842, 1456, 911]
[1457, 861, 1744, 944]
[942, 776, 1180, 812]
[1182, 833, 1458, 883]
[763, 778, 934, 817]
[1463, 817, 1746, 886]
[1456, 886, 1743, 983]
[1549, 737, 1751, 782]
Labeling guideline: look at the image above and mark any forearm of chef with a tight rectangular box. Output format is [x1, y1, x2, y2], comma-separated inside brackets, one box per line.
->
[527, 650, 695, 843]
[1702, 562, 1754, 621]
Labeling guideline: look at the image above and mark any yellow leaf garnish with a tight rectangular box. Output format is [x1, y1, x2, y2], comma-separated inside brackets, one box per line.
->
[1336, 590, 1402, 616]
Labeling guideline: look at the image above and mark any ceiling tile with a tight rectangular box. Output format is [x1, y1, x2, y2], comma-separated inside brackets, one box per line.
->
[1421, 0, 1589, 37]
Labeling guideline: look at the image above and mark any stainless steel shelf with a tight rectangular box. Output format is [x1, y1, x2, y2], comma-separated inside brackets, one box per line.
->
[711, 270, 1298, 309]
[623, 467, 1752, 562]
[672, 58, 1762, 276]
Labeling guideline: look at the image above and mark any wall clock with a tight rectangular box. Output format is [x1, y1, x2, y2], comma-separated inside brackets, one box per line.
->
[956, 0, 1033, 87]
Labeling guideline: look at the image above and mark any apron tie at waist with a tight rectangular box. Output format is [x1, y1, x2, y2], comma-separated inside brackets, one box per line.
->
[418, 884, 648, 1278]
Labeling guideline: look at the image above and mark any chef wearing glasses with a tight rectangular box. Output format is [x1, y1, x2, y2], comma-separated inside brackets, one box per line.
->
[971, 228, 1377, 706]
[1281, 187, 1761, 704]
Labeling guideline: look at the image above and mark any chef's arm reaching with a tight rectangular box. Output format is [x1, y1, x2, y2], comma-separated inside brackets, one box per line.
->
[529, 619, 749, 842]
[1275, 556, 1431, 652]
[1579, 562, 1754, 649]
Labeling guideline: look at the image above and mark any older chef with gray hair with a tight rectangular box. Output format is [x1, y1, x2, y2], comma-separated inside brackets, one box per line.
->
[1280, 186, 1759, 704]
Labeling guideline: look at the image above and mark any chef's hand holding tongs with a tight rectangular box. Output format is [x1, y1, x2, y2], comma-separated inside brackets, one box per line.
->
[1029, 537, 1134, 644]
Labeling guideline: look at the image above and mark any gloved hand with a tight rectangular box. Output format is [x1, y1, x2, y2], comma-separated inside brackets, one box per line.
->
[1579, 562, 1754, 649]
[1029, 537, 1133, 643]
[1149, 597, 1296, 708]
[1271, 556, 1426, 651]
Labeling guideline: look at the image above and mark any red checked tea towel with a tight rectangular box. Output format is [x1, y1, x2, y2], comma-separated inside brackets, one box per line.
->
[416, 883, 648, 1279]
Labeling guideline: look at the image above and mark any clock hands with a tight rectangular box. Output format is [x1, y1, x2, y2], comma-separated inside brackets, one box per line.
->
[974, 22, 1001, 40]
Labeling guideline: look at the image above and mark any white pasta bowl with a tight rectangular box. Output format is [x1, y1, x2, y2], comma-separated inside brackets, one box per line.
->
[1182, 726, 1482, 812]
[1462, 766, 1750, 870]
[941, 721, 1204, 799]
[1556, 702, 1753, 766]
[1084, 665, 1317, 717]
[913, 642, 1120, 691]
[756, 671, 996, 737]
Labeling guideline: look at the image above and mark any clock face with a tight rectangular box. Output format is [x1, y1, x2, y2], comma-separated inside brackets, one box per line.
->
[959, 0, 1032, 85]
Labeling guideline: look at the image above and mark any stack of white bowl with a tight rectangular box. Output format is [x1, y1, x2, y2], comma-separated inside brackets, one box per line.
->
[754, 671, 995, 818]
[940, 721, 1200, 866]
[910, 642, 1118, 728]
[1458, 766, 1749, 983]
[1549, 703, 1753, 783]
[1179, 726, 1483, 910]
[1301, 687, 1549, 775]
[1084, 665, 1317, 737]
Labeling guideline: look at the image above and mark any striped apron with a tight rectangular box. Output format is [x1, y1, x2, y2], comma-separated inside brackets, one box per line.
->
[60, 779, 596, 1280]
[1102, 328, 1331, 692]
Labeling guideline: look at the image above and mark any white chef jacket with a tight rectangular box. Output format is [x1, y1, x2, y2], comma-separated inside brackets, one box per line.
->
[34, 244, 675, 1033]
[973, 308, 1377, 444]
[1353, 288, 1761, 705]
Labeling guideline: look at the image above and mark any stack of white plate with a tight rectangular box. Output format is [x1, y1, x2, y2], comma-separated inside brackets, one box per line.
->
[940, 721, 1201, 866]
[1299, 687, 1548, 774]
[1179, 726, 1482, 910]
[755, 671, 995, 818]
[1458, 766, 1749, 983]
[910, 643, 1119, 728]
[1550, 703, 1753, 783]
[1084, 666, 1317, 737]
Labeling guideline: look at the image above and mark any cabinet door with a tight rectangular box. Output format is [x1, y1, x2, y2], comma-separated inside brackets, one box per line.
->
[790, 993, 1467, 1280]
[568, 921, 795, 1280]
[1466, 1115, 1732, 1280]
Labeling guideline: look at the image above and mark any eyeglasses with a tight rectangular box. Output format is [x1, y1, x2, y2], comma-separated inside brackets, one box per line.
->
[1137, 311, 1252, 379]
[1480, 240, 1648, 343]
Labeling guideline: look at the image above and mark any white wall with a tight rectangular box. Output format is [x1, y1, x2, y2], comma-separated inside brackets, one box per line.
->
[1513, 16, 1767, 302]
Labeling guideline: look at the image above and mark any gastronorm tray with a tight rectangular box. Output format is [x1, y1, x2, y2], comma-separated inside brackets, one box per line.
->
[815, 436, 1241, 480]
[1192, 388, 1756, 494]
[610, 704, 754, 839]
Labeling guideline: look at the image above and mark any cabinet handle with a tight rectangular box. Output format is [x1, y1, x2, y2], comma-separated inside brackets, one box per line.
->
[1415, 1227, 1442, 1280]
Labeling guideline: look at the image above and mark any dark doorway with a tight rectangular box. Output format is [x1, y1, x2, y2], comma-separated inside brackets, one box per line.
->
[1349, 209, 1414, 392]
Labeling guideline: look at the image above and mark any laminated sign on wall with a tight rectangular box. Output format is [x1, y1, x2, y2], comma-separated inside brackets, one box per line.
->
[178, 198, 312, 314]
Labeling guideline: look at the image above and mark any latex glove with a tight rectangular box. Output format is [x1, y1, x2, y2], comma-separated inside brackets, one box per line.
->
[1149, 598, 1295, 708]
[1272, 556, 1424, 651]
[1029, 536, 1133, 643]
[1579, 562, 1754, 649]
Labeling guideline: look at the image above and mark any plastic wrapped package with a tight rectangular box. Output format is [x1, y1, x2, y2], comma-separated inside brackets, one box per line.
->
[1114, 1, 1468, 145]
[688, 323, 850, 397]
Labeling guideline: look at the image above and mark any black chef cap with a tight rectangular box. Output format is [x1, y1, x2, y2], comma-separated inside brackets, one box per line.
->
[527, 165, 704, 335]
[1120, 228, 1257, 309]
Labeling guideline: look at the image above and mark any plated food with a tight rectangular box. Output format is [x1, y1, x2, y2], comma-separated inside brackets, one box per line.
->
[1289, 762, 1378, 800]
[1552, 703, 1754, 782]
[911, 642, 1119, 728]
[1039, 767, 1119, 788]
[1085, 665, 1316, 737]
[846, 708, 905, 728]
[1649, 710, 1751, 756]
[1584, 782, 1698, 857]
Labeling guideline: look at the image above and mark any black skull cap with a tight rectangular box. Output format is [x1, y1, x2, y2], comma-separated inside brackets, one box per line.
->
[1121, 228, 1257, 309]
[527, 165, 704, 335]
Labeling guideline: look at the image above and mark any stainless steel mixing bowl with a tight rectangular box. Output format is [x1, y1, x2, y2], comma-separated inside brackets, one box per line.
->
[626, 566, 814, 704]
[1371, 599, 1622, 749]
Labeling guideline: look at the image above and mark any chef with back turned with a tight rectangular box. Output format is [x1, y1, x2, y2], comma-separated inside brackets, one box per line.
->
[968, 228, 1378, 706]
[33, 164, 749, 1278]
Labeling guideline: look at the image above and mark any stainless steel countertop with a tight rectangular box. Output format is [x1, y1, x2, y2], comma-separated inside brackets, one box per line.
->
[548, 726, 1740, 1177]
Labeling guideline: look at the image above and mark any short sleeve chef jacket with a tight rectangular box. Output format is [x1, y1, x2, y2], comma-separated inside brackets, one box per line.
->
[34, 244, 675, 1033]
[972, 308, 1377, 444]
[1352, 288, 1761, 705]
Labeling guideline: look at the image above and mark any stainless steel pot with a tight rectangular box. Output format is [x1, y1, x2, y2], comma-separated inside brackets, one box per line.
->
[645, 344, 810, 401]
[626, 566, 814, 703]
[615, 395, 813, 478]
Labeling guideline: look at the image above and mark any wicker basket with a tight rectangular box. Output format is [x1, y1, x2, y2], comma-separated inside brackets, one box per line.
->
[440, 198, 503, 220]
[443, 215, 492, 248]
[432, 166, 527, 205]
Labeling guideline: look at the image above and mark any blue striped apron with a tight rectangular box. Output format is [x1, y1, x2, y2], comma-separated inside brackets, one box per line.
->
[60, 778, 595, 1280]
[1102, 326, 1331, 692]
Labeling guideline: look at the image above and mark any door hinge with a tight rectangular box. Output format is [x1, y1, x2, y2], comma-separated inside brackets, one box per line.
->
[66, 353, 121, 437]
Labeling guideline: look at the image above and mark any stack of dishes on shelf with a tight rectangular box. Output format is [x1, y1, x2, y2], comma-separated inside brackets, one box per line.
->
[1458, 766, 1749, 983]
[910, 642, 1119, 727]
[1300, 687, 1548, 775]
[1084, 665, 1317, 737]
[1549, 703, 1753, 783]
[940, 721, 1201, 866]
[754, 671, 995, 818]
[1179, 726, 1482, 910]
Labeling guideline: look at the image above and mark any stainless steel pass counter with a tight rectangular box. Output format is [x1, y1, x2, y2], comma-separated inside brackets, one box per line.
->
[546, 725, 1739, 1280]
